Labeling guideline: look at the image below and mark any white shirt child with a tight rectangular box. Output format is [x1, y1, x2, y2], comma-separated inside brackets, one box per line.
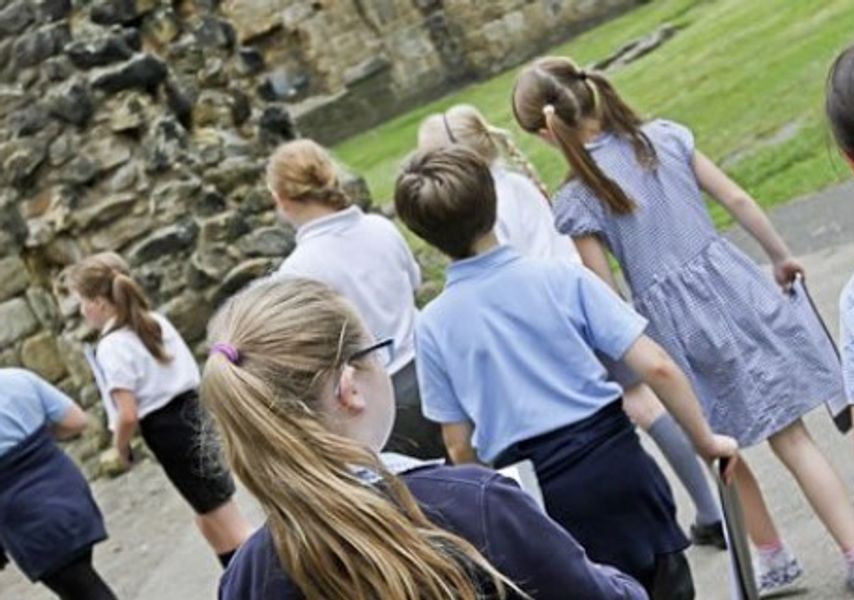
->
[492, 167, 581, 265]
[272, 206, 421, 375]
[96, 312, 200, 430]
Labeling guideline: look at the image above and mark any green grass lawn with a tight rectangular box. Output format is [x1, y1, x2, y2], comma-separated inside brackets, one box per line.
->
[333, 0, 854, 291]
[335, 0, 854, 225]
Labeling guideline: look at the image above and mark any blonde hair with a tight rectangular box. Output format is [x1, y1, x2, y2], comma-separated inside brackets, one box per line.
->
[418, 104, 550, 197]
[266, 139, 351, 210]
[201, 279, 520, 600]
[67, 252, 170, 363]
[512, 56, 657, 215]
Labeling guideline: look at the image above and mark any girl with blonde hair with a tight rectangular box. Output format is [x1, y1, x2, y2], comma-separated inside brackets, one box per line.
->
[201, 277, 647, 599]
[65, 252, 252, 568]
[418, 104, 579, 264]
[266, 138, 444, 459]
[422, 103, 725, 549]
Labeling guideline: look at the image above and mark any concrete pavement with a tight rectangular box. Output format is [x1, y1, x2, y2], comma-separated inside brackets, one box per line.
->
[2, 180, 854, 599]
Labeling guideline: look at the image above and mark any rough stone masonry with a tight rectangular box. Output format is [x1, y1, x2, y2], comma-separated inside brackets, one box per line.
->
[0, 0, 639, 475]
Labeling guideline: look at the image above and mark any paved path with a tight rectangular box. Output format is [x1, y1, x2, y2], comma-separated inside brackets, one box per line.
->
[3, 181, 854, 599]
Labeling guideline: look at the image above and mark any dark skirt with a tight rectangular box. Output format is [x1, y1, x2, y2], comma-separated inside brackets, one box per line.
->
[384, 360, 446, 460]
[0, 427, 107, 581]
[494, 400, 689, 582]
[139, 390, 236, 515]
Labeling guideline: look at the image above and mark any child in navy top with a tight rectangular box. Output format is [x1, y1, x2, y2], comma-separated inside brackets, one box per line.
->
[828, 44, 854, 411]
[66, 252, 252, 569]
[0, 368, 116, 600]
[418, 102, 725, 549]
[394, 145, 738, 598]
[201, 277, 647, 600]
[513, 55, 854, 594]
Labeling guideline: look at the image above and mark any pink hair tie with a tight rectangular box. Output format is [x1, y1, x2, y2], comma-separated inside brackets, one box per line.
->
[211, 342, 241, 365]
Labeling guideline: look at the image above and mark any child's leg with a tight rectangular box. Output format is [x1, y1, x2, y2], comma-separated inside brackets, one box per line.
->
[768, 419, 854, 549]
[40, 550, 117, 600]
[625, 384, 722, 529]
[732, 458, 804, 593]
[195, 499, 254, 566]
[731, 458, 781, 546]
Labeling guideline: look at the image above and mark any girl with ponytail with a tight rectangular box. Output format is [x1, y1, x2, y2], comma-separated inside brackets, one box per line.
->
[418, 104, 580, 264]
[66, 252, 252, 568]
[420, 104, 728, 551]
[201, 277, 647, 599]
[514, 56, 854, 594]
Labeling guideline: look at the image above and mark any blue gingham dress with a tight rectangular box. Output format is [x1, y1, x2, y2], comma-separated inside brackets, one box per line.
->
[553, 119, 845, 446]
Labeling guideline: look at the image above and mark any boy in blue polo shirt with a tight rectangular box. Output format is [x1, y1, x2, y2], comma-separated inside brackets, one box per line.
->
[394, 146, 738, 599]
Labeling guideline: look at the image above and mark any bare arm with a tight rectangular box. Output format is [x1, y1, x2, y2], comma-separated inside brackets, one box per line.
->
[441, 421, 480, 465]
[574, 235, 624, 297]
[623, 335, 738, 474]
[52, 402, 89, 439]
[111, 389, 139, 468]
[693, 150, 802, 287]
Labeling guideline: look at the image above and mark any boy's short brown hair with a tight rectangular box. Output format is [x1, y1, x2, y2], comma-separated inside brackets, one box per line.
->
[394, 146, 496, 259]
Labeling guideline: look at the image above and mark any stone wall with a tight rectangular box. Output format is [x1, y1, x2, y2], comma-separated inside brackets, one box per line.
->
[0, 0, 371, 471]
[225, 0, 642, 144]
[0, 0, 639, 473]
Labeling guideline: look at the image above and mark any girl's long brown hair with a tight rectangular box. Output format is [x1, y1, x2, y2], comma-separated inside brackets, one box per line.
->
[201, 279, 521, 600]
[67, 252, 170, 363]
[512, 56, 656, 214]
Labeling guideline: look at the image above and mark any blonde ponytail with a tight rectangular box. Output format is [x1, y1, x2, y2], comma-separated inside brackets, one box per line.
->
[486, 125, 550, 199]
[201, 279, 520, 600]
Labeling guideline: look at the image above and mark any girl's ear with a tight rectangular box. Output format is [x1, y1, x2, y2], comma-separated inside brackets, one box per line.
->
[336, 365, 366, 413]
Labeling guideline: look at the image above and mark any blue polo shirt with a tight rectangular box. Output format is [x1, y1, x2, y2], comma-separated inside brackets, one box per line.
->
[0, 368, 74, 458]
[416, 246, 647, 463]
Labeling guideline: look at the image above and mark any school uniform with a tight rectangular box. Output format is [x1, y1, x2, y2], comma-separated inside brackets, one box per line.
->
[492, 166, 580, 264]
[0, 368, 106, 582]
[840, 275, 854, 403]
[271, 205, 444, 458]
[553, 119, 846, 446]
[415, 246, 689, 588]
[95, 313, 234, 514]
[219, 459, 648, 600]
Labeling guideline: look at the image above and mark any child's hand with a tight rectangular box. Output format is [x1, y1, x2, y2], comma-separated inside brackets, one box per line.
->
[773, 257, 804, 289]
[699, 434, 739, 483]
[698, 433, 739, 461]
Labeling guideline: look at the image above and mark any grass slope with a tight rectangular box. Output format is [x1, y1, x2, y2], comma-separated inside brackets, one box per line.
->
[335, 0, 854, 230]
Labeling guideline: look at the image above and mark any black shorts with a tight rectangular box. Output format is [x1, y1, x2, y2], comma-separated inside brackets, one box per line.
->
[139, 391, 236, 515]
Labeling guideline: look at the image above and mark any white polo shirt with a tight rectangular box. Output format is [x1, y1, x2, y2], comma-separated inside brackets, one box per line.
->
[492, 167, 581, 264]
[271, 206, 421, 374]
[96, 312, 200, 430]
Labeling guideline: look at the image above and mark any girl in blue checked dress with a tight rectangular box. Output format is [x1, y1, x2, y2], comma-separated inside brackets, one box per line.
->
[513, 56, 854, 595]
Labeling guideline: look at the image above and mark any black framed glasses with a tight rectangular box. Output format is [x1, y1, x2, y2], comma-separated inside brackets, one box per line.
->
[333, 337, 394, 398]
[348, 337, 394, 369]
